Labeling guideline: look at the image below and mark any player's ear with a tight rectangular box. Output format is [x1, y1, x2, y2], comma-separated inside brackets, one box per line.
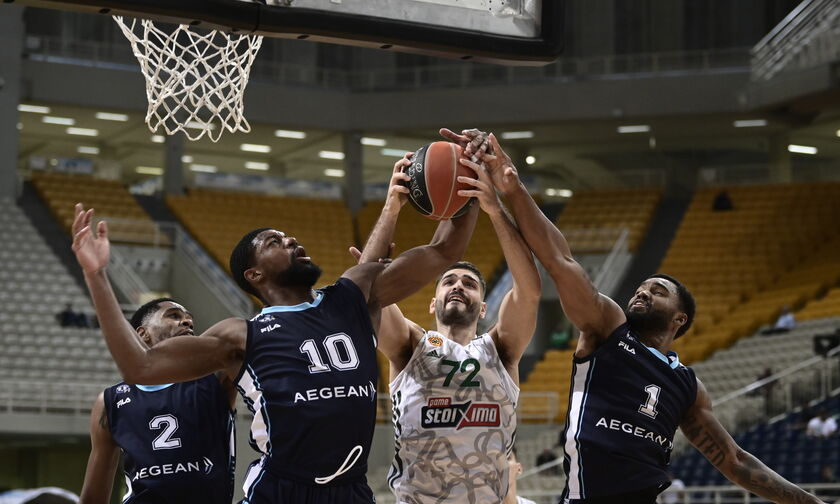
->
[136, 326, 152, 346]
[429, 297, 436, 314]
[674, 311, 687, 329]
[244, 266, 261, 285]
[479, 301, 487, 319]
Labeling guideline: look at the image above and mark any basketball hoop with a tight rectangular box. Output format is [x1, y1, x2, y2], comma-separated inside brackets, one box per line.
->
[113, 16, 263, 142]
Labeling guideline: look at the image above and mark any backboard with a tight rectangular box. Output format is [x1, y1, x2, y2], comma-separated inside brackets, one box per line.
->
[8, 0, 563, 65]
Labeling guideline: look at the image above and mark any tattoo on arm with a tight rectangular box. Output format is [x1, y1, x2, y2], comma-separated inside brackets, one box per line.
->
[681, 412, 726, 467]
[682, 412, 819, 504]
[730, 455, 818, 504]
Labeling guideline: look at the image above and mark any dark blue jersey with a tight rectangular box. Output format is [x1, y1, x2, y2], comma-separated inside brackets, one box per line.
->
[104, 375, 235, 504]
[561, 324, 697, 501]
[235, 277, 378, 496]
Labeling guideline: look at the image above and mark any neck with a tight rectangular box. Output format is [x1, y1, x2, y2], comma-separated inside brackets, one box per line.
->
[637, 330, 674, 355]
[262, 285, 316, 307]
[503, 482, 517, 504]
[434, 320, 480, 346]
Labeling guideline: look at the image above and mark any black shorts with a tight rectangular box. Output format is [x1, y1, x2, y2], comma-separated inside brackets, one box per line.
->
[563, 485, 662, 504]
[240, 470, 374, 504]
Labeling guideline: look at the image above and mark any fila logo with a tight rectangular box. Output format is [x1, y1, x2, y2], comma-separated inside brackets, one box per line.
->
[261, 323, 282, 333]
[117, 397, 132, 408]
[619, 341, 636, 355]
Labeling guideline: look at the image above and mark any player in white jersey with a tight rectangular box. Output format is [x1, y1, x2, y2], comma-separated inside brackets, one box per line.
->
[357, 137, 541, 503]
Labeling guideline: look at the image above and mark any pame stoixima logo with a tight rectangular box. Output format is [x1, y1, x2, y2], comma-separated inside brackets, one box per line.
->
[421, 397, 500, 430]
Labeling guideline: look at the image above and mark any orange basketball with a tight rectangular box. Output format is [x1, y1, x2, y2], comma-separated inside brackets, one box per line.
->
[403, 141, 475, 220]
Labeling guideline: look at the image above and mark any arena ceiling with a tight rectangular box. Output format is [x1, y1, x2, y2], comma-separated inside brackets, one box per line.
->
[16, 101, 840, 192]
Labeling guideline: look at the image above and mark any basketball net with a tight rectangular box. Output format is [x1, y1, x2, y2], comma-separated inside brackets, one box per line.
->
[113, 16, 263, 142]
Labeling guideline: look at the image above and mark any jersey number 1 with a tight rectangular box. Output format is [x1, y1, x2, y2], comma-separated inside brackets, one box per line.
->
[300, 333, 360, 374]
[638, 384, 661, 419]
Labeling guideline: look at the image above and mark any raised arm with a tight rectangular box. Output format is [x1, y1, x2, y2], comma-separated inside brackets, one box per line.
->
[357, 154, 412, 264]
[481, 134, 625, 350]
[72, 204, 245, 385]
[346, 157, 425, 372]
[79, 393, 119, 504]
[680, 379, 824, 504]
[457, 157, 540, 381]
[366, 201, 479, 308]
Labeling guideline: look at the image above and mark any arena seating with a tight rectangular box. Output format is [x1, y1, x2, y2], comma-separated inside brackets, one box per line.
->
[166, 188, 356, 292]
[554, 188, 661, 253]
[671, 395, 840, 487]
[0, 198, 119, 391]
[662, 183, 840, 364]
[797, 286, 840, 322]
[692, 317, 840, 432]
[31, 171, 166, 245]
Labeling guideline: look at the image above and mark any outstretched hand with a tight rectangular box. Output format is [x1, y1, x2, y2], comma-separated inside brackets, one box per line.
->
[439, 127, 489, 162]
[481, 133, 521, 195]
[457, 158, 502, 217]
[71, 203, 110, 274]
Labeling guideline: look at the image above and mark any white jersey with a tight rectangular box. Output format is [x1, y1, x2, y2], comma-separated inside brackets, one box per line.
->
[387, 331, 519, 503]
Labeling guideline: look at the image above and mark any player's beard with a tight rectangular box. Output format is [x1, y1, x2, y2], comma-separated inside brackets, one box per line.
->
[625, 305, 671, 335]
[277, 259, 322, 289]
[436, 297, 480, 327]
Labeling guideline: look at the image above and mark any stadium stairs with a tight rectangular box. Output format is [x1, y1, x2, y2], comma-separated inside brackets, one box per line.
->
[613, 193, 692, 307]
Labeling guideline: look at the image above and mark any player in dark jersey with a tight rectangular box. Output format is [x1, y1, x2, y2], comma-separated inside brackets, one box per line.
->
[79, 298, 236, 504]
[447, 130, 825, 504]
[71, 137, 482, 504]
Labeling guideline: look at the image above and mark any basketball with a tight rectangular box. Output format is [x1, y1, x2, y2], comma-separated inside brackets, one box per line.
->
[403, 141, 475, 220]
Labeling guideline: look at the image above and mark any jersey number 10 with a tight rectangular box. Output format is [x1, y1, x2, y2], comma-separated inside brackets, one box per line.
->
[300, 333, 360, 374]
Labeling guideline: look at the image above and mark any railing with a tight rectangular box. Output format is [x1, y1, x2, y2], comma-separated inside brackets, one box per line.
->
[107, 242, 151, 306]
[515, 483, 840, 504]
[171, 226, 254, 320]
[92, 216, 253, 318]
[751, 0, 840, 81]
[0, 380, 107, 415]
[697, 163, 840, 186]
[670, 344, 840, 456]
[25, 35, 751, 91]
[101, 216, 173, 248]
[593, 227, 630, 296]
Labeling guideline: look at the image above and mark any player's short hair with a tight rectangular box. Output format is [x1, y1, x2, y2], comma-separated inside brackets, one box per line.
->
[130, 297, 177, 330]
[649, 273, 695, 338]
[230, 228, 271, 302]
[438, 261, 486, 296]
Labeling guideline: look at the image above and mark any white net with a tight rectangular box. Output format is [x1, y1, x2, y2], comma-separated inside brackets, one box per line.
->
[113, 16, 263, 142]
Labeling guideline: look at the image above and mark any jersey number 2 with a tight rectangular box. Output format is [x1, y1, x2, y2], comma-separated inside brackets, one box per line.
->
[638, 384, 661, 419]
[150, 414, 182, 450]
[300, 333, 360, 374]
